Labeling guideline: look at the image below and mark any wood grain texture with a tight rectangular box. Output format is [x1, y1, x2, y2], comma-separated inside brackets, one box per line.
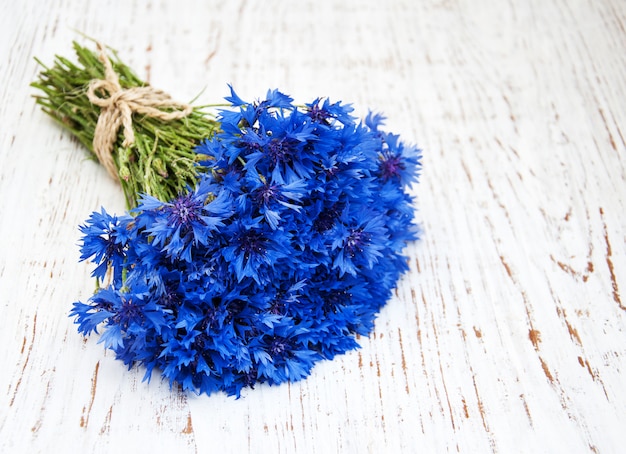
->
[1, 0, 625, 452]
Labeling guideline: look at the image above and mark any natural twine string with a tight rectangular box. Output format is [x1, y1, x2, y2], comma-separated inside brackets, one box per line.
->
[86, 43, 193, 179]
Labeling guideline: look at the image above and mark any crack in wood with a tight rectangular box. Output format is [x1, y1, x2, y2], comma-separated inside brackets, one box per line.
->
[600, 207, 623, 310]
[9, 313, 37, 407]
[79, 361, 100, 428]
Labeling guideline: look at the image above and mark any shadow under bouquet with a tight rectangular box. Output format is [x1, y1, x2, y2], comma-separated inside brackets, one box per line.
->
[33, 41, 421, 397]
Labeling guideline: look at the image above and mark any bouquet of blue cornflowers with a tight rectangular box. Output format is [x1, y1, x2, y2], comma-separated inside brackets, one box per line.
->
[34, 42, 421, 397]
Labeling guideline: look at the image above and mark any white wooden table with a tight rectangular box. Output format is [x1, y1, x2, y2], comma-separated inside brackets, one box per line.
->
[2, 1, 625, 452]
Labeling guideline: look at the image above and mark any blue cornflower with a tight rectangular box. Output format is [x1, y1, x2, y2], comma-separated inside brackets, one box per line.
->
[136, 176, 232, 262]
[78, 208, 131, 281]
[71, 86, 421, 398]
[221, 216, 291, 284]
[71, 285, 168, 351]
[366, 112, 422, 186]
[250, 319, 320, 384]
[306, 97, 355, 126]
[246, 167, 307, 229]
[331, 208, 388, 277]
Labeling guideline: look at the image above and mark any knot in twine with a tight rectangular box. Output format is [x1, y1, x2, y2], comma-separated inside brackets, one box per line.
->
[86, 43, 193, 179]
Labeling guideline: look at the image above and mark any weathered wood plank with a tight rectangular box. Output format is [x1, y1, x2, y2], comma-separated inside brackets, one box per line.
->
[1, 0, 625, 452]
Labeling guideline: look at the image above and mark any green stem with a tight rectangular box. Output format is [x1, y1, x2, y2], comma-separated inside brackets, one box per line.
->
[31, 41, 219, 209]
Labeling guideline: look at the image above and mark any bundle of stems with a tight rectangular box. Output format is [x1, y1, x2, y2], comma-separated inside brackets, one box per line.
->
[32, 41, 218, 208]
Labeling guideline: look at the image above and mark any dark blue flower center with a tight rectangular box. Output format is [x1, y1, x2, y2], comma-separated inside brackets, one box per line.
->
[266, 137, 299, 165]
[345, 228, 369, 256]
[307, 104, 331, 124]
[168, 193, 202, 228]
[105, 239, 125, 261]
[115, 298, 142, 327]
[380, 154, 405, 180]
[254, 183, 279, 205]
[322, 289, 349, 314]
[267, 139, 288, 163]
[239, 230, 266, 258]
[270, 291, 286, 315]
[193, 332, 210, 350]
[242, 367, 259, 388]
[269, 336, 294, 358]
[314, 206, 341, 232]
[160, 285, 183, 311]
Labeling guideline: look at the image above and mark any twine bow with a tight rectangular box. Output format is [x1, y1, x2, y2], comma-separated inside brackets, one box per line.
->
[86, 43, 193, 179]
